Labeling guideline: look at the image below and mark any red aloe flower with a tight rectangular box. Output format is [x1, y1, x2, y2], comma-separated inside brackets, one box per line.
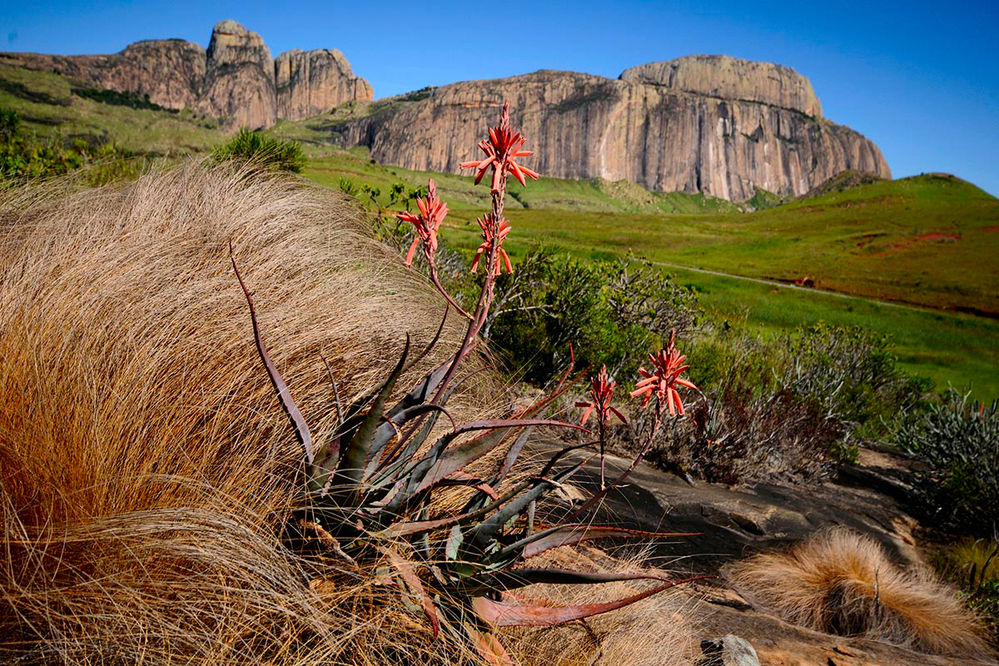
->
[397, 178, 447, 266]
[470, 214, 513, 274]
[459, 101, 539, 193]
[575, 365, 627, 426]
[630, 331, 697, 416]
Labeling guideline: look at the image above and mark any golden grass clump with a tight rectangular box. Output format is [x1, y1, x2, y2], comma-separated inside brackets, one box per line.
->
[504, 547, 697, 666]
[727, 528, 993, 658]
[0, 163, 480, 664]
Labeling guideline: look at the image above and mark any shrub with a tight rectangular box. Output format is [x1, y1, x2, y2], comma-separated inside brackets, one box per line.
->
[779, 323, 928, 441]
[212, 128, 306, 173]
[0, 108, 138, 185]
[482, 247, 701, 384]
[896, 388, 999, 532]
[642, 325, 927, 484]
[727, 529, 992, 658]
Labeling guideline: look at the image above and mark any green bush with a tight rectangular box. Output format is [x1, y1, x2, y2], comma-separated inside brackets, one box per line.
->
[211, 129, 306, 173]
[779, 323, 930, 441]
[1, 108, 138, 186]
[481, 247, 700, 383]
[896, 389, 999, 532]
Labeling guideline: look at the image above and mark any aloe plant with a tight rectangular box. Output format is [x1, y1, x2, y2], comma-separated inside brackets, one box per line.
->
[232, 102, 702, 664]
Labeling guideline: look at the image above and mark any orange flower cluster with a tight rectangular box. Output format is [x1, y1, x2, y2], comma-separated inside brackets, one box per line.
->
[396, 178, 447, 266]
[460, 101, 539, 194]
[630, 331, 697, 415]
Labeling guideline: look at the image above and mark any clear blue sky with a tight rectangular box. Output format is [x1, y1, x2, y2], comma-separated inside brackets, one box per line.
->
[3, 1, 997, 195]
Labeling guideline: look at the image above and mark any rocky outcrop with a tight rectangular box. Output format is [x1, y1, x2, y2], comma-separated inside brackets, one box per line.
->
[0, 20, 372, 129]
[276, 49, 374, 120]
[198, 20, 277, 129]
[333, 65, 889, 201]
[620, 55, 822, 117]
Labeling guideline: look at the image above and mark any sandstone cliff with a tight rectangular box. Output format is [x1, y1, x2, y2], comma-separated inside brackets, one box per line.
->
[332, 63, 888, 201]
[0, 20, 372, 129]
[276, 49, 374, 120]
[620, 55, 822, 118]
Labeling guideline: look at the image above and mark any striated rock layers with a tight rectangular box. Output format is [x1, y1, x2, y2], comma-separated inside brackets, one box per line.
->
[0, 20, 372, 129]
[276, 49, 374, 120]
[334, 59, 888, 201]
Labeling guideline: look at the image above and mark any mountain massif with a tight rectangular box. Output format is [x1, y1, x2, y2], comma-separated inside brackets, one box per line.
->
[332, 58, 889, 201]
[0, 20, 372, 129]
[1, 22, 890, 201]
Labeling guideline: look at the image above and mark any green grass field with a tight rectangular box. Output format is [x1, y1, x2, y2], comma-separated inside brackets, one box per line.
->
[298, 150, 999, 398]
[2, 62, 996, 397]
[0, 62, 222, 155]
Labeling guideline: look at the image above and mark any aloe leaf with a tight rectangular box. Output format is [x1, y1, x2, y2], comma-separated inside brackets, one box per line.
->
[413, 419, 588, 495]
[361, 403, 454, 482]
[492, 426, 534, 487]
[367, 411, 443, 493]
[509, 526, 701, 561]
[445, 524, 463, 562]
[471, 568, 679, 593]
[387, 360, 450, 421]
[471, 576, 708, 627]
[468, 456, 587, 550]
[378, 445, 591, 539]
[383, 547, 440, 639]
[464, 624, 514, 666]
[230, 244, 314, 464]
[436, 471, 499, 500]
[336, 335, 410, 485]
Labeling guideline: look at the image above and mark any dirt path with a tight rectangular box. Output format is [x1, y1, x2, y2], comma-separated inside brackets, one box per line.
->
[648, 259, 938, 314]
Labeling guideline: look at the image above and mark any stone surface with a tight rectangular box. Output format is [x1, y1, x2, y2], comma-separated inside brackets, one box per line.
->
[334, 68, 889, 201]
[620, 55, 822, 117]
[700, 634, 761, 666]
[199, 20, 277, 128]
[2, 34, 889, 200]
[0, 20, 372, 129]
[276, 49, 373, 120]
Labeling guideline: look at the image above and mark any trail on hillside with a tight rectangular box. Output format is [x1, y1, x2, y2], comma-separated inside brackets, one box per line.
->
[648, 259, 949, 315]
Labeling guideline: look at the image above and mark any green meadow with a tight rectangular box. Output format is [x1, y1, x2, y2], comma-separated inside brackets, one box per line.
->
[2, 61, 995, 397]
[300, 149, 999, 398]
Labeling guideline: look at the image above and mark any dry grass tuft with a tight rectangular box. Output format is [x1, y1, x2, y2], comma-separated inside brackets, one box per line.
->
[727, 528, 993, 659]
[0, 163, 480, 664]
[504, 547, 697, 666]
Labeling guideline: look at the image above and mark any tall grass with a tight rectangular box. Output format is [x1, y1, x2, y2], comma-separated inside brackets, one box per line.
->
[0, 163, 482, 663]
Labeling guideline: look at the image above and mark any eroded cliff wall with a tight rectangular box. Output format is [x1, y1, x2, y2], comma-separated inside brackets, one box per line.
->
[335, 64, 888, 201]
[0, 20, 373, 129]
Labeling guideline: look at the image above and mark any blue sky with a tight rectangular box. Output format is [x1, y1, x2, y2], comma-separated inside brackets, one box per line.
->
[3, 1, 997, 195]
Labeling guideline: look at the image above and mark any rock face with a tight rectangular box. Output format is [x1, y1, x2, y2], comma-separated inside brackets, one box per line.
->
[620, 55, 822, 117]
[276, 49, 374, 120]
[0, 40, 206, 110]
[334, 64, 889, 201]
[199, 20, 277, 129]
[0, 20, 372, 129]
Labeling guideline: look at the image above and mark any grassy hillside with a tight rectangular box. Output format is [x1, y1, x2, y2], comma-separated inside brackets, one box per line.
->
[0, 62, 221, 155]
[293, 149, 999, 397]
[2, 62, 996, 396]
